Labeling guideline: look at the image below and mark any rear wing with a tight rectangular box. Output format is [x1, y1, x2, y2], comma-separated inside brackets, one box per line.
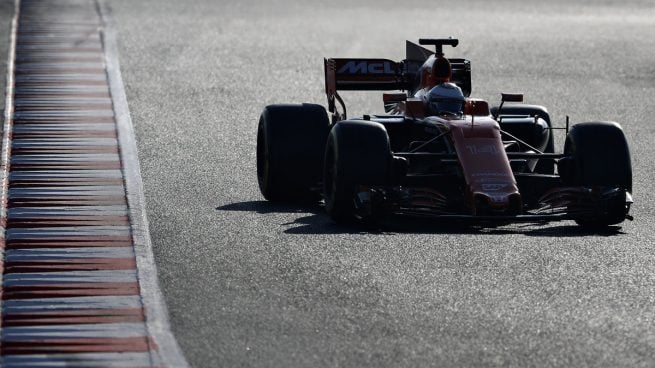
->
[324, 58, 408, 121]
[324, 58, 407, 91]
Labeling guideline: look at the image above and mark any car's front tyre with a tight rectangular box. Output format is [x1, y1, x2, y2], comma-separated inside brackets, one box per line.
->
[323, 120, 392, 224]
[560, 121, 632, 227]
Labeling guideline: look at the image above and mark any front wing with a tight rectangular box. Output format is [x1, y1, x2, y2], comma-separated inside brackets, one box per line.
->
[355, 185, 632, 224]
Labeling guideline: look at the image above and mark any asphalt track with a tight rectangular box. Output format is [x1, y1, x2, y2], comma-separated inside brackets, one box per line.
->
[6, 0, 655, 367]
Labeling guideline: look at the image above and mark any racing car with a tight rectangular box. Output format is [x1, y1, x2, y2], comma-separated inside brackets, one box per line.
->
[256, 38, 633, 227]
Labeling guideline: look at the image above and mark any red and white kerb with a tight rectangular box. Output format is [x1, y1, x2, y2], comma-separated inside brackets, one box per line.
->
[0, 0, 186, 366]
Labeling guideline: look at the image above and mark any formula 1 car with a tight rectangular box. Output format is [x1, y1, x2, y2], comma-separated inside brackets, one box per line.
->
[256, 38, 633, 227]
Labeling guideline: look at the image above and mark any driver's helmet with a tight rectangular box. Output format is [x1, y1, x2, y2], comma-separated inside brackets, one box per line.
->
[425, 82, 464, 116]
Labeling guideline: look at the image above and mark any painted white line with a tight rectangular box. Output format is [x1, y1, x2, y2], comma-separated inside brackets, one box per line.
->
[6, 226, 131, 239]
[12, 152, 119, 158]
[9, 191, 124, 197]
[3, 295, 143, 313]
[16, 39, 102, 44]
[5, 247, 135, 261]
[18, 33, 102, 39]
[14, 124, 116, 130]
[15, 111, 115, 118]
[12, 140, 119, 147]
[15, 76, 106, 82]
[15, 98, 111, 104]
[98, 1, 189, 367]
[16, 86, 109, 91]
[10, 161, 121, 167]
[16, 44, 101, 48]
[9, 206, 127, 214]
[2, 322, 148, 340]
[13, 122, 114, 126]
[16, 60, 104, 67]
[15, 59, 100, 63]
[14, 100, 108, 104]
[1, 352, 162, 368]
[15, 52, 104, 59]
[10, 170, 124, 178]
[2, 352, 161, 368]
[16, 61, 103, 66]
[11, 153, 120, 158]
[3, 269, 137, 283]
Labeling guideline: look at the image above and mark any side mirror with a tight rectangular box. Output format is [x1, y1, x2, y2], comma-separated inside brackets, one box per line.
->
[464, 98, 490, 116]
[501, 93, 524, 103]
[495, 92, 524, 119]
[383, 92, 407, 104]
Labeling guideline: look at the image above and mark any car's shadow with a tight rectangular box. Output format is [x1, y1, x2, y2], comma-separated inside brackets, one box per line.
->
[217, 201, 626, 237]
[217, 201, 368, 235]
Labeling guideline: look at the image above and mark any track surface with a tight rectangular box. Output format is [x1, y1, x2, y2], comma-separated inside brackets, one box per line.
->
[59, 0, 655, 366]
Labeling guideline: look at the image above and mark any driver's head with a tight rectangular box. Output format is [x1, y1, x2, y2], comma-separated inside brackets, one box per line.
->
[427, 83, 464, 116]
[428, 56, 451, 86]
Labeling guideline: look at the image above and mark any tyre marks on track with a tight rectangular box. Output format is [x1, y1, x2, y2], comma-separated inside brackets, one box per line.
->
[0, 0, 187, 366]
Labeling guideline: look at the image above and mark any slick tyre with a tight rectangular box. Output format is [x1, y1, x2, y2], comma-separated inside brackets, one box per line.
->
[257, 104, 329, 203]
[323, 121, 392, 224]
[561, 121, 632, 227]
[492, 104, 555, 174]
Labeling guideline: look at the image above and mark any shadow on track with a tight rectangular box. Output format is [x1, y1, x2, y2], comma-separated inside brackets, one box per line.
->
[217, 201, 374, 235]
[217, 201, 626, 237]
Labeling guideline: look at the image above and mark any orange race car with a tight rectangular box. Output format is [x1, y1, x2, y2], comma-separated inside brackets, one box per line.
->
[257, 38, 633, 228]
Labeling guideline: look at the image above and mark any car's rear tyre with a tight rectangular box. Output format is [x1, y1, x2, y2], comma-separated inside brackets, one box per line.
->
[257, 104, 329, 203]
[492, 104, 555, 174]
[324, 121, 392, 224]
[561, 121, 632, 227]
